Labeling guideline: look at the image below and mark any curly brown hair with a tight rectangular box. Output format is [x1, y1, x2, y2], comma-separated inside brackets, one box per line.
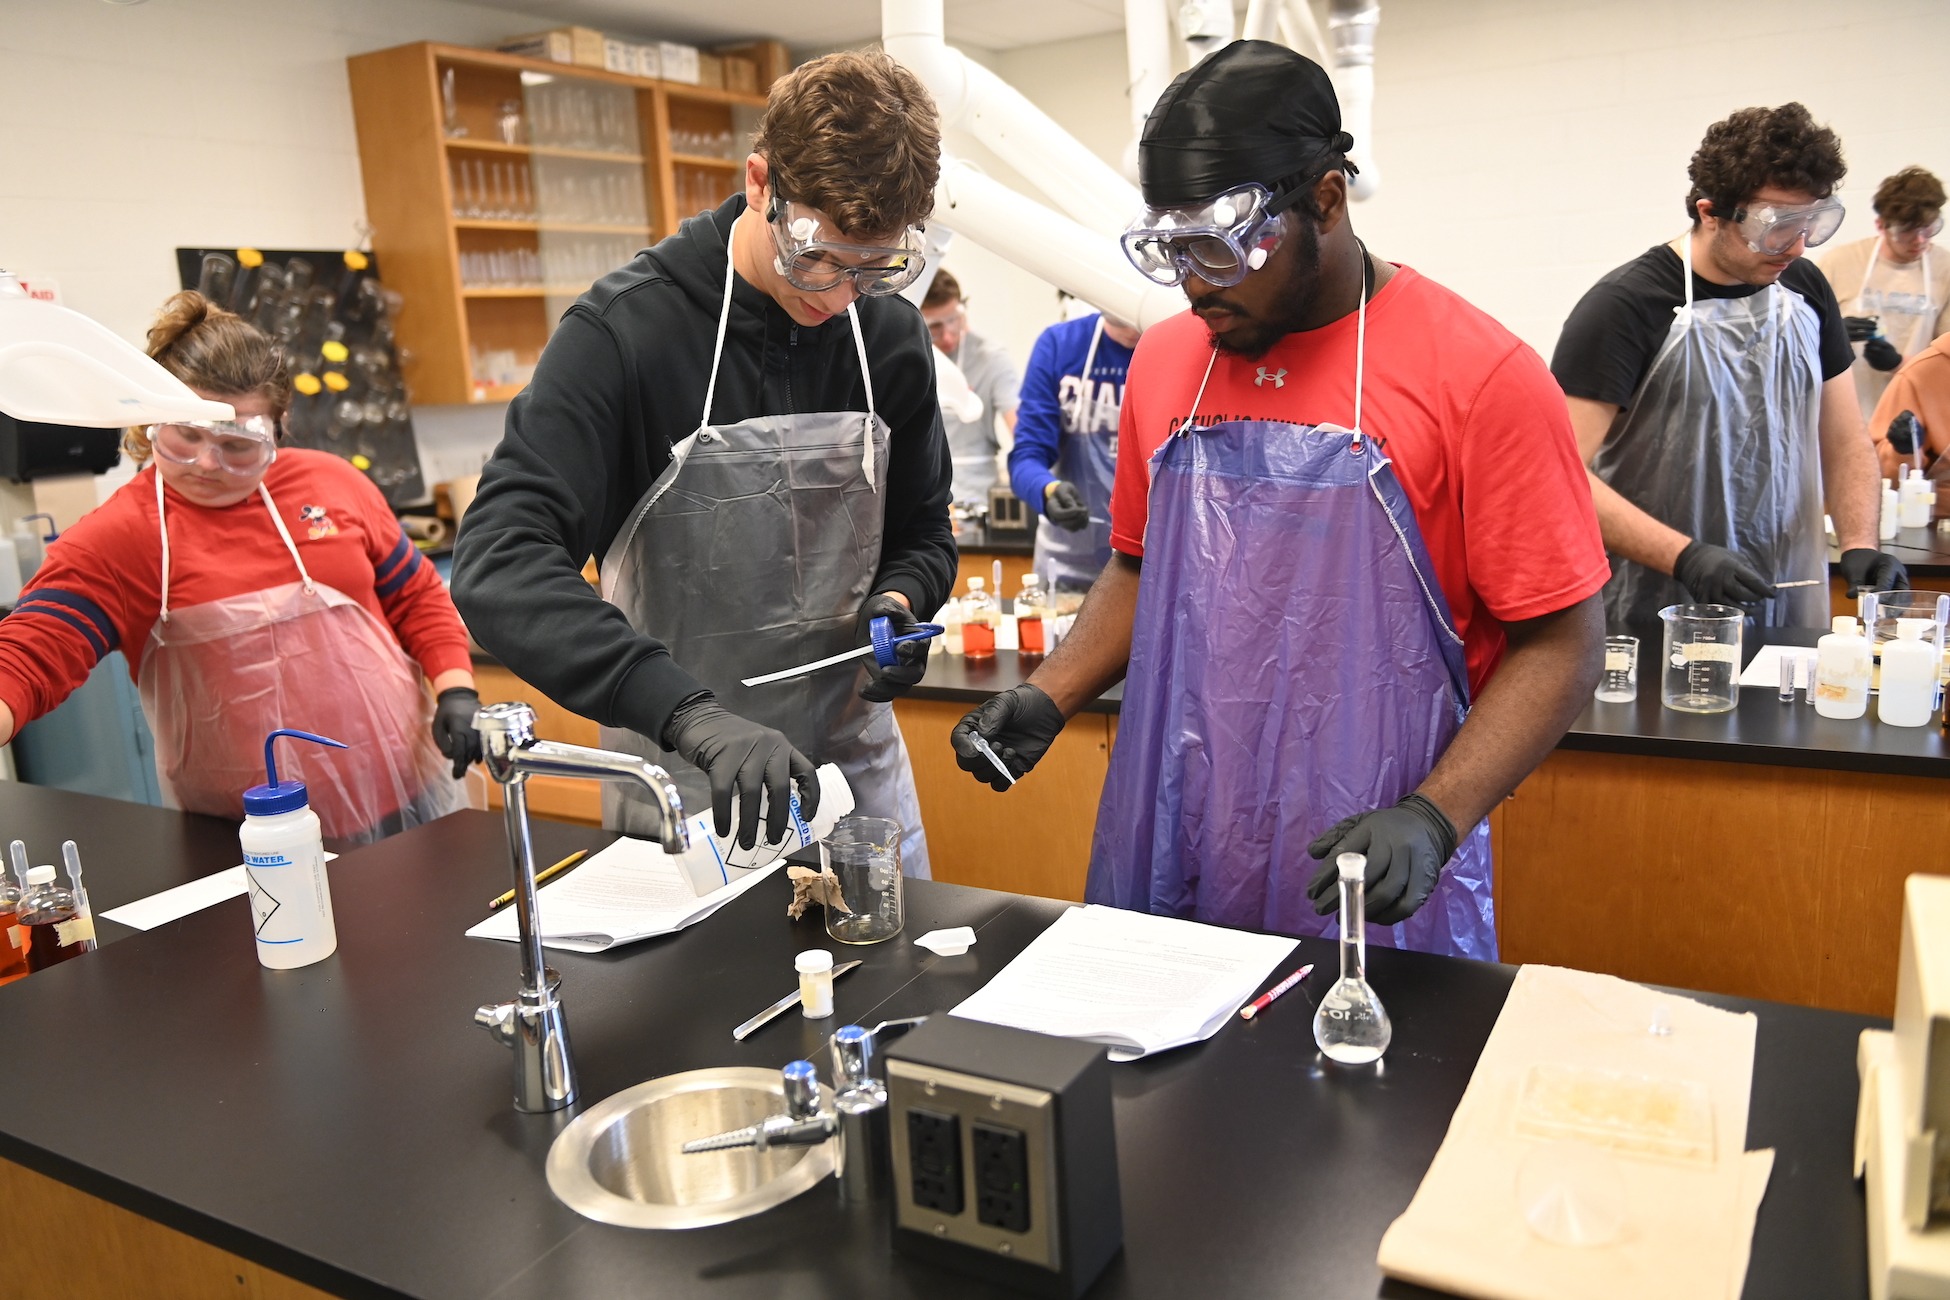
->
[1684, 102, 1845, 225]
[751, 49, 940, 238]
[123, 290, 289, 463]
[1873, 167, 1945, 229]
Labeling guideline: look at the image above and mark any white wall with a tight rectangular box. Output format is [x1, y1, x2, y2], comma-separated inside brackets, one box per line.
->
[936, 0, 1950, 368]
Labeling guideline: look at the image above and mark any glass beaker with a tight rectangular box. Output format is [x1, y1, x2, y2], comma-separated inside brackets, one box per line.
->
[1595, 635, 1638, 703]
[824, 816, 903, 945]
[1658, 604, 1742, 714]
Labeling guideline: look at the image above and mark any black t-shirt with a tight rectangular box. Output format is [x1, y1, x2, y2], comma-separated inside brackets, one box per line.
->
[1551, 244, 1855, 409]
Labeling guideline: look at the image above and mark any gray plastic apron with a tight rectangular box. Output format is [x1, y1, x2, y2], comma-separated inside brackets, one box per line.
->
[597, 257, 930, 877]
[1591, 240, 1827, 629]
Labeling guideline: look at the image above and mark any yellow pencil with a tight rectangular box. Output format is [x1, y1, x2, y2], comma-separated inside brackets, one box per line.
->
[487, 848, 591, 912]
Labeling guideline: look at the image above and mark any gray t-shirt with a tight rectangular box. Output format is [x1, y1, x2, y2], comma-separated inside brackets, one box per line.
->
[943, 330, 1021, 502]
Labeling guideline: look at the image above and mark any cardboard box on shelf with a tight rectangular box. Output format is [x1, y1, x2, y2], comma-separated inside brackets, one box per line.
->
[494, 26, 606, 68]
[632, 44, 661, 79]
[659, 41, 701, 84]
[696, 53, 724, 89]
[720, 56, 758, 95]
[602, 39, 636, 75]
[713, 41, 791, 90]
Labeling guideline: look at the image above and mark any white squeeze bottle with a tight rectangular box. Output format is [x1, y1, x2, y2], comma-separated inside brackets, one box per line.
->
[240, 728, 349, 969]
[1813, 616, 1871, 720]
[1877, 618, 1939, 728]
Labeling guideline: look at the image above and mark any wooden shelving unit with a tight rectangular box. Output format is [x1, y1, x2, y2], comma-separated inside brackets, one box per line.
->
[347, 41, 766, 405]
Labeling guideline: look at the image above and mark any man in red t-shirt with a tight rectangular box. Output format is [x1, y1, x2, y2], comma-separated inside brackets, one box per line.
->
[949, 42, 1608, 951]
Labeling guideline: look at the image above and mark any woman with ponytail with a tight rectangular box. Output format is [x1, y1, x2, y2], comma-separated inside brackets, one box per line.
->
[0, 292, 480, 844]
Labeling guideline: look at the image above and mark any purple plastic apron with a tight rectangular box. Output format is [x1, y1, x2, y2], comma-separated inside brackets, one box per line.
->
[1085, 278, 1496, 959]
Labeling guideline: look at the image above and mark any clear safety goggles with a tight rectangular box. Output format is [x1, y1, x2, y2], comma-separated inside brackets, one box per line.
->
[1122, 184, 1290, 288]
[1725, 197, 1846, 255]
[145, 415, 279, 475]
[1887, 216, 1944, 242]
[766, 197, 926, 297]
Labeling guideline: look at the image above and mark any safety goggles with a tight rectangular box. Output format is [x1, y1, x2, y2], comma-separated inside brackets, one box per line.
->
[1122, 184, 1291, 287]
[1724, 197, 1846, 255]
[145, 415, 279, 475]
[1887, 216, 1944, 242]
[766, 196, 926, 297]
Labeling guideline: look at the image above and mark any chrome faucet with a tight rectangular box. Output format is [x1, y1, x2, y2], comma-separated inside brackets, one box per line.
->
[473, 701, 689, 1113]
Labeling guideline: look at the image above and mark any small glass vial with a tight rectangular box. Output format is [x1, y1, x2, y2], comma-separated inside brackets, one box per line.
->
[1313, 852, 1392, 1065]
[960, 577, 998, 660]
[1014, 574, 1048, 658]
[796, 949, 835, 1019]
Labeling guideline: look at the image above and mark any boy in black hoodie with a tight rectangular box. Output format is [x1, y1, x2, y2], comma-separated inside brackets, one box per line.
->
[454, 51, 954, 868]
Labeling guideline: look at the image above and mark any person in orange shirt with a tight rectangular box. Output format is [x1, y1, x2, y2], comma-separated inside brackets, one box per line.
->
[0, 292, 480, 842]
[1869, 333, 1950, 477]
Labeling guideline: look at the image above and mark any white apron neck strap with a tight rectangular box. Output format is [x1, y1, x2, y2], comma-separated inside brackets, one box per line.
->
[1072, 317, 1105, 431]
[154, 466, 172, 624]
[1858, 235, 1883, 314]
[1682, 232, 1697, 314]
[1350, 244, 1370, 441]
[847, 303, 877, 490]
[256, 480, 315, 594]
[699, 255, 737, 430]
[1182, 350, 1220, 434]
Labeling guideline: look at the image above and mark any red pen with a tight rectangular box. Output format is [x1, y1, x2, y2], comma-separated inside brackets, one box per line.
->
[1239, 964, 1315, 1020]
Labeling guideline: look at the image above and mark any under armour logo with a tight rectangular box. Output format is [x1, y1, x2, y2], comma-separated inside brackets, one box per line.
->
[1255, 367, 1287, 388]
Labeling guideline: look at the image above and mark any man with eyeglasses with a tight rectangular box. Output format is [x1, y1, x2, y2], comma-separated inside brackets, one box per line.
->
[920, 270, 1020, 504]
[1553, 103, 1905, 628]
[454, 51, 954, 873]
[1816, 167, 1950, 429]
[947, 42, 1608, 956]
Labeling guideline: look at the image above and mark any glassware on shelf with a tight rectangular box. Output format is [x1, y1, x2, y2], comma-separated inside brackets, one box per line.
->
[441, 67, 467, 139]
[498, 99, 524, 146]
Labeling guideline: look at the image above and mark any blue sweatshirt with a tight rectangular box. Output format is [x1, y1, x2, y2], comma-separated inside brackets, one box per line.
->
[1008, 314, 1135, 512]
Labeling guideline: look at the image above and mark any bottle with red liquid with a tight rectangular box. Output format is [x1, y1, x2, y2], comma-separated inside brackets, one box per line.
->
[960, 577, 998, 660]
[1014, 573, 1049, 659]
[18, 863, 92, 973]
[0, 852, 27, 986]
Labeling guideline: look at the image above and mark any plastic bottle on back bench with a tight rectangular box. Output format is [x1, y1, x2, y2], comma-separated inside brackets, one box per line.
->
[18, 865, 92, 972]
[960, 577, 998, 660]
[0, 851, 27, 985]
[1014, 573, 1048, 658]
[1877, 618, 1938, 728]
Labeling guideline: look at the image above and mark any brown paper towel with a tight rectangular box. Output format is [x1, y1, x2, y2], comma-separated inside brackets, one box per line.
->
[1376, 965, 1773, 1300]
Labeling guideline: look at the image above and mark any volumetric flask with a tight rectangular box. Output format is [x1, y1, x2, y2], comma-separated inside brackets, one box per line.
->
[1658, 604, 1742, 714]
[825, 816, 903, 945]
[1595, 635, 1638, 703]
[1313, 852, 1391, 1064]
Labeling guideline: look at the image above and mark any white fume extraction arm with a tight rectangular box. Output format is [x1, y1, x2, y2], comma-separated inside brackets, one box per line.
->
[883, 0, 1183, 330]
[0, 273, 232, 428]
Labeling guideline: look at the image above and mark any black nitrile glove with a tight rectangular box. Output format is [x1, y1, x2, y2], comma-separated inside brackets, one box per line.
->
[662, 696, 817, 849]
[1838, 548, 1910, 598]
[1844, 315, 1881, 343]
[1043, 481, 1091, 532]
[1887, 410, 1921, 456]
[1864, 335, 1904, 372]
[856, 592, 929, 704]
[1305, 793, 1460, 926]
[432, 687, 483, 779]
[1673, 540, 1776, 606]
[951, 684, 1066, 790]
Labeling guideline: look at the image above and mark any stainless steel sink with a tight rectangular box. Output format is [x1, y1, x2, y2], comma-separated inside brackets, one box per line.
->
[546, 1067, 836, 1229]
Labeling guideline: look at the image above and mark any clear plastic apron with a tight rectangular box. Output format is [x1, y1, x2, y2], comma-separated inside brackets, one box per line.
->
[598, 258, 930, 876]
[137, 470, 462, 845]
[1591, 240, 1828, 629]
[1086, 276, 1496, 959]
[1033, 317, 1122, 592]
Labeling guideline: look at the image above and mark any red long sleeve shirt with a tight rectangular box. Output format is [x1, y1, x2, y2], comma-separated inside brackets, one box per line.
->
[0, 449, 472, 728]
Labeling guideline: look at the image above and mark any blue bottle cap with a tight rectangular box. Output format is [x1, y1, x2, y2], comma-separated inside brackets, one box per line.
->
[242, 729, 349, 818]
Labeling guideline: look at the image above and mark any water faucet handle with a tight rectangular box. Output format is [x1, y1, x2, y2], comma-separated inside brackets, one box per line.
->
[782, 1060, 821, 1120]
[475, 702, 537, 773]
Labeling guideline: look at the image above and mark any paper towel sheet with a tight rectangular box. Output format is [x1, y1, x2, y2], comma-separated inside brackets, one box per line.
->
[1376, 965, 1773, 1300]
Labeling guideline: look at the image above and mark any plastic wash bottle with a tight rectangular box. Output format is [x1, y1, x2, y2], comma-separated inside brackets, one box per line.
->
[241, 728, 349, 969]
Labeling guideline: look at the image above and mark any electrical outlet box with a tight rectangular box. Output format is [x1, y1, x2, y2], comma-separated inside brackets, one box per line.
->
[885, 1017, 1121, 1299]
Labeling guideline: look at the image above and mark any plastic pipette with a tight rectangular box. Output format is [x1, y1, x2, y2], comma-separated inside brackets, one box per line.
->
[968, 733, 1017, 787]
[61, 840, 89, 912]
[8, 840, 25, 890]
